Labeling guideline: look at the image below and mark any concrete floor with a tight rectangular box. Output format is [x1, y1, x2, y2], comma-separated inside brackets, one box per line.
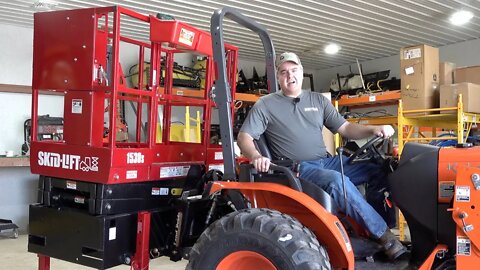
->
[1, 231, 409, 270]
[0, 233, 188, 270]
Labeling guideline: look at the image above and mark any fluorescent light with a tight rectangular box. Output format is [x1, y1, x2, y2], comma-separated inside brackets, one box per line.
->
[324, 43, 341, 55]
[449, 10, 474, 26]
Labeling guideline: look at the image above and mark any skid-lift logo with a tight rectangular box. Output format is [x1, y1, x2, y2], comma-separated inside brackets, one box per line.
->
[38, 151, 99, 172]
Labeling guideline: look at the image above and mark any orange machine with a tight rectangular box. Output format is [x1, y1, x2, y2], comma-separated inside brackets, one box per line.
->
[389, 143, 480, 269]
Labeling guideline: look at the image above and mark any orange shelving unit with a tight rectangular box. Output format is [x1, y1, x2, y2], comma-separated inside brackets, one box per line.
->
[169, 87, 262, 103]
[337, 90, 401, 107]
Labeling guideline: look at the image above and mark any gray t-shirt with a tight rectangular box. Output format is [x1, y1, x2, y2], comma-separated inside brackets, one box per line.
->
[240, 90, 346, 161]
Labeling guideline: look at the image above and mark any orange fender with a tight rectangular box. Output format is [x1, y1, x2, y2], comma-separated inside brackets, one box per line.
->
[210, 181, 354, 270]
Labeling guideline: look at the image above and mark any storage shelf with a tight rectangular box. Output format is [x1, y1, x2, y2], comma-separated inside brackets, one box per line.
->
[0, 157, 30, 167]
[171, 87, 261, 102]
[172, 88, 205, 98]
[346, 116, 398, 126]
[0, 84, 62, 96]
[334, 92, 400, 148]
[398, 94, 480, 153]
[235, 92, 262, 102]
[337, 90, 400, 106]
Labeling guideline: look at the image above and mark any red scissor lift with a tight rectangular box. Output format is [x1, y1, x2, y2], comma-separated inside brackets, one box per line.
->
[29, 6, 238, 269]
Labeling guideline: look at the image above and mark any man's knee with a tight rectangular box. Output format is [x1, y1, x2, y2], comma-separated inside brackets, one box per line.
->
[307, 167, 340, 181]
[320, 171, 351, 194]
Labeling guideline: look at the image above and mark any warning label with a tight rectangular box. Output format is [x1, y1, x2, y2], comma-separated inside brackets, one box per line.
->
[66, 181, 77, 190]
[456, 186, 471, 202]
[457, 237, 471, 256]
[214, 152, 223, 160]
[439, 181, 455, 199]
[126, 170, 137, 179]
[160, 165, 190, 178]
[72, 99, 83, 114]
[178, 28, 195, 46]
[208, 164, 224, 173]
[151, 187, 169, 196]
[403, 48, 421, 60]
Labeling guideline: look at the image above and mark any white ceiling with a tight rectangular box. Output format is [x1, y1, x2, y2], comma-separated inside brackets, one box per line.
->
[1, 0, 480, 70]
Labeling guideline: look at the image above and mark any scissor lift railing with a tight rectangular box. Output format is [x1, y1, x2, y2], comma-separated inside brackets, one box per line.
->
[30, 6, 238, 185]
[398, 94, 480, 154]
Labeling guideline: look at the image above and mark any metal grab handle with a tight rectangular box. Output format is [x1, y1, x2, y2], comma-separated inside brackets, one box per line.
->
[210, 7, 278, 180]
[245, 163, 303, 192]
[269, 164, 303, 192]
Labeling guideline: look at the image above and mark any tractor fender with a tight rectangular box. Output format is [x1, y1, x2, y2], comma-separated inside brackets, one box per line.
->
[209, 181, 354, 270]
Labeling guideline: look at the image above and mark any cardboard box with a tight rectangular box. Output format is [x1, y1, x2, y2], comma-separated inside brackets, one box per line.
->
[440, 83, 480, 113]
[400, 44, 440, 112]
[455, 66, 480, 85]
[439, 62, 455, 85]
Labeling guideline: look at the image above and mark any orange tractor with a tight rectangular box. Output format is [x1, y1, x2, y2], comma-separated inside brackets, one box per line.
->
[28, 5, 480, 270]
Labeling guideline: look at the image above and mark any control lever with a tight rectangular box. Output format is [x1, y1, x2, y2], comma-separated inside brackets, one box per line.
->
[337, 147, 348, 208]
[448, 208, 475, 233]
[459, 212, 474, 233]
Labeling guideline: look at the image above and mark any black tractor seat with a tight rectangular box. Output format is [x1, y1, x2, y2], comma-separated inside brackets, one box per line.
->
[238, 134, 338, 214]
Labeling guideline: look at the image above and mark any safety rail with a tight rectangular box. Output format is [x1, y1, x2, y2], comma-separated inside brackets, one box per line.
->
[398, 94, 480, 154]
[30, 6, 238, 184]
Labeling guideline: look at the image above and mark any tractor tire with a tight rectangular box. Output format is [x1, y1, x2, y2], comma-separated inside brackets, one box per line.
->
[186, 208, 331, 270]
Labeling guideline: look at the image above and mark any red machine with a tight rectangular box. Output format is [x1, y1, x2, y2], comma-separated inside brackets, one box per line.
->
[29, 6, 238, 270]
[30, 6, 237, 185]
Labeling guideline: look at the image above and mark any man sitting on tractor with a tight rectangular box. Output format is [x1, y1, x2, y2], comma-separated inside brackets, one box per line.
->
[237, 52, 406, 261]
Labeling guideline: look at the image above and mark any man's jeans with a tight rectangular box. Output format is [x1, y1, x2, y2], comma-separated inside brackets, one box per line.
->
[299, 155, 394, 239]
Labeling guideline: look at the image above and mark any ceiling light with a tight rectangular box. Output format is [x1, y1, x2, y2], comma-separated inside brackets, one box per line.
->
[324, 43, 341, 55]
[449, 10, 474, 26]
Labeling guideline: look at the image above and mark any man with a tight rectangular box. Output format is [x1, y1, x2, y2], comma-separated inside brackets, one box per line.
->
[237, 52, 406, 261]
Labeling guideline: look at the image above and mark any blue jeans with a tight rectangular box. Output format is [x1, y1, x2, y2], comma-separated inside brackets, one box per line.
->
[299, 155, 394, 239]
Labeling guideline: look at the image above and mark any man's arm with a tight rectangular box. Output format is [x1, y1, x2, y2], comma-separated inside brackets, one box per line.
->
[237, 131, 271, 172]
[337, 122, 395, 140]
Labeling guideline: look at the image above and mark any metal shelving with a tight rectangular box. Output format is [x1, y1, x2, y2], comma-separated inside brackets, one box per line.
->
[398, 94, 480, 154]
[334, 91, 401, 147]
[337, 90, 401, 107]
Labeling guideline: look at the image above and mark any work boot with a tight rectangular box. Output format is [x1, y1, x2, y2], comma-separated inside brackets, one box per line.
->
[378, 230, 407, 261]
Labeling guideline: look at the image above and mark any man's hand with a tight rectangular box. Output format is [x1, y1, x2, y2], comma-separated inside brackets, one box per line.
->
[372, 125, 395, 138]
[338, 122, 395, 140]
[251, 154, 271, 172]
[237, 132, 272, 172]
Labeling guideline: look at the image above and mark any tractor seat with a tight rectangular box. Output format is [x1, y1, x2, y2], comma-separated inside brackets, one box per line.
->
[238, 134, 338, 214]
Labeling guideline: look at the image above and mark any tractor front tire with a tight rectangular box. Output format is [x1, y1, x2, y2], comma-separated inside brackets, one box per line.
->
[186, 208, 331, 270]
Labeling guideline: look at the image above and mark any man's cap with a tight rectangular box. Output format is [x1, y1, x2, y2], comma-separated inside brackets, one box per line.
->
[276, 52, 302, 68]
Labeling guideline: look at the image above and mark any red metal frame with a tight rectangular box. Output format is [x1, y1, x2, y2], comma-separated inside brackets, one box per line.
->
[131, 211, 151, 270]
[32, 7, 237, 269]
[30, 6, 238, 185]
[38, 255, 50, 270]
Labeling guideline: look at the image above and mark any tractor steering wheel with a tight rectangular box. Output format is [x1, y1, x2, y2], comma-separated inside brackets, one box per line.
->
[347, 136, 389, 164]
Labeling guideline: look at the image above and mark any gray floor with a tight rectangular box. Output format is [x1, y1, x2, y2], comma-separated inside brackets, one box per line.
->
[0, 233, 188, 270]
[1, 231, 410, 270]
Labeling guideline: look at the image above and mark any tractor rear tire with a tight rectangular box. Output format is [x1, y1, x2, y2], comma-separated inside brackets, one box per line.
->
[186, 208, 331, 270]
